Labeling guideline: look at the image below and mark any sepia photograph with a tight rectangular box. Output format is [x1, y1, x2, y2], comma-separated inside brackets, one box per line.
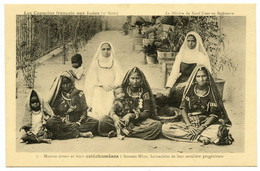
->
[5, 3, 257, 167]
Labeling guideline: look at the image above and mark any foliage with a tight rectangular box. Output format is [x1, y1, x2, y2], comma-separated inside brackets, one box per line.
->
[122, 22, 130, 34]
[185, 16, 236, 77]
[143, 43, 157, 56]
[16, 15, 102, 91]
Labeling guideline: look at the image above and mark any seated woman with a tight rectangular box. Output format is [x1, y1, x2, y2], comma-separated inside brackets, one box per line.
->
[98, 67, 162, 140]
[165, 31, 212, 108]
[19, 90, 54, 144]
[162, 65, 234, 145]
[46, 70, 99, 139]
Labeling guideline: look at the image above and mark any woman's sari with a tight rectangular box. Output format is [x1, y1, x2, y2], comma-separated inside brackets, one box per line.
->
[162, 65, 233, 145]
[46, 70, 98, 139]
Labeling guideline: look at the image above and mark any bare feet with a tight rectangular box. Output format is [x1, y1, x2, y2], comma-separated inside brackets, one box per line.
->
[19, 139, 25, 143]
[108, 130, 117, 138]
[45, 139, 52, 144]
[198, 136, 211, 145]
[117, 134, 125, 140]
[40, 139, 52, 144]
[79, 132, 93, 138]
[121, 128, 130, 136]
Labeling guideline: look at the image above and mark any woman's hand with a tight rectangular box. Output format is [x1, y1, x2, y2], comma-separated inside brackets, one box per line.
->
[88, 107, 92, 112]
[26, 131, 33, 135]
[112, 115, 121, 126]
[187, 126, 205, 141]
[189, 115, 201, 127]
[121, 113, 135, 126]
[101, 85, 113, 92]
[175, 82, 186, 91]
[165, 87, 172, 97]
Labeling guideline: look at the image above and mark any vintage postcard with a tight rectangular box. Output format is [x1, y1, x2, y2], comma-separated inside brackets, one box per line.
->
[5, 4, 256, 167]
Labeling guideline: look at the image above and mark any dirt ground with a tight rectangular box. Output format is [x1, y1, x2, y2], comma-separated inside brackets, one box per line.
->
[16, 30, 244, 153]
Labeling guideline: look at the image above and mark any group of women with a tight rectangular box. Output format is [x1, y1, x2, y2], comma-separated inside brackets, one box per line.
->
[20, 31, 234, 145]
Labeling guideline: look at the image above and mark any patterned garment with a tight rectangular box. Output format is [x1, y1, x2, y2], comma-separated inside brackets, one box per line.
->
[110, 97, 139, 118]
[180, 84, 220, 120]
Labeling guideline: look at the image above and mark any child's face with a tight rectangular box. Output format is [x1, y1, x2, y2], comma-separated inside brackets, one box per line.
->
[114, 88, 125, 99]
[30, 96, 40, 111]
[72, 62, 80, 69]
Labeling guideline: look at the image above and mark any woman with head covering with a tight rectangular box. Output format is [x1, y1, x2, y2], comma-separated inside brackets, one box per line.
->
[19, 89, 54, 144]
[162, 65, 234, 145]
[98, 67, 162, 140]
[165, 31, 212, 108]
[84, 42, 123, 120]
[46, 70, 99, 139]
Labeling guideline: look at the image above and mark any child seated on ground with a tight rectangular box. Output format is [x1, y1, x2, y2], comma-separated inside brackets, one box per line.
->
[109, 86, 140, 140]
[19, 90, 54, 144]
[70, 54, 86, 91]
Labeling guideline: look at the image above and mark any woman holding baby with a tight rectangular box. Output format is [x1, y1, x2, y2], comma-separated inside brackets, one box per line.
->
[98, 67, 162, 140]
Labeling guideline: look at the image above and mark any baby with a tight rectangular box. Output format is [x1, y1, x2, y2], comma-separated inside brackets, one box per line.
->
[110, 86, 140, 140]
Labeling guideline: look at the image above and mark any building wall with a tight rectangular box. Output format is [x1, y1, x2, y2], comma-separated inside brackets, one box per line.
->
[103, 16, 127, 30]
[220, 16, 246, 102]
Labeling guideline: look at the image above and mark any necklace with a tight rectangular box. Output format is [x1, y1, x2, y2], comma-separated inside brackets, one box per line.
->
[61, 92, 72, 101]
[61, 92, 72, 108]
[127, 87, 144, 109]
[32, 110, 41, 115]
[127, 87, 143, 98]
[98, 59, 114, 69]
[194, 85, 210, 97]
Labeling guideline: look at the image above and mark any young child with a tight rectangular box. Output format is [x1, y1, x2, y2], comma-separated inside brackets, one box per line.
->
[19, 90, 54, 144]
[70, 54, 86, 91]
[110, 86, 140, 140]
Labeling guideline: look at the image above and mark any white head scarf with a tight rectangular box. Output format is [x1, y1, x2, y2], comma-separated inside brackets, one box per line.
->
[22, 89, 54, 128]
[84, 42, 123, 107]
[166, 31, 212, 88]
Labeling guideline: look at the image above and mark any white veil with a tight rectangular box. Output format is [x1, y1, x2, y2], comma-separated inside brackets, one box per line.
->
[166, 31, 212, 88]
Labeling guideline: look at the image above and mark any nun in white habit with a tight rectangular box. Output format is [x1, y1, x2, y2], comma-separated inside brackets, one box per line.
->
[165, 31, 212, 108]
[84, 42, 123, 120]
